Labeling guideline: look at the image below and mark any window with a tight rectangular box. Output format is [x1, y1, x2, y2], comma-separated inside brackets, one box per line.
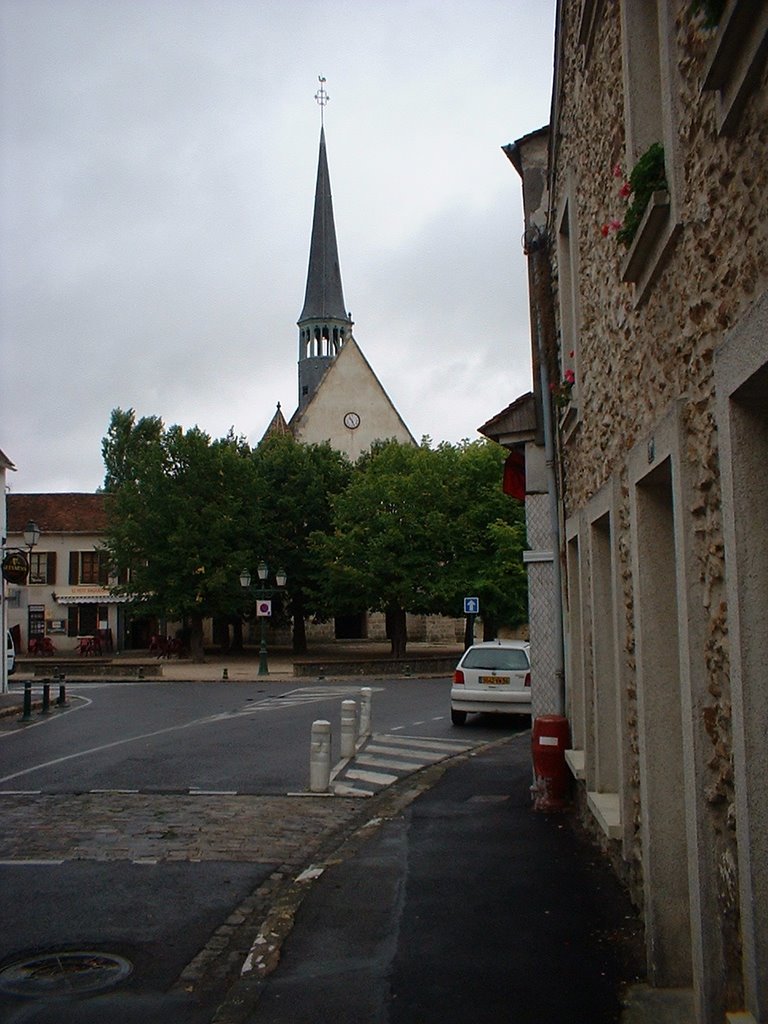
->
[80, 553, 101, 585]
[619, 0, 681, 301]
[701, 0, 768, 136]
[67, 604, 109, 637]
[556, 180, 581, 423]
[69, 551, 108, 586]
[29, 552, 57, 585]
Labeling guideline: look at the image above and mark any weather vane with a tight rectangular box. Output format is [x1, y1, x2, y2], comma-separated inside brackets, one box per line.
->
[315, 76, 328, 126]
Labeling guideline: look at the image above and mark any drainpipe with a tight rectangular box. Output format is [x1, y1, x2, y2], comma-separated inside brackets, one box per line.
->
[530, 244, 565, 716]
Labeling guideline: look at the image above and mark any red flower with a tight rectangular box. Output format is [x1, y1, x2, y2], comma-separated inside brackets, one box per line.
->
[600, 223, 610, 237]
[619, 180, 632, 198]
[564, 369, 575, 385]
[612, 162, 623, 178]
[609, 218, 623, 232]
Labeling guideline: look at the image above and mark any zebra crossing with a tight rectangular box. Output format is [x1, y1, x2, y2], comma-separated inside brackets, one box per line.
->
[233, 685, 377, 717]
[330, 732, 475, 797]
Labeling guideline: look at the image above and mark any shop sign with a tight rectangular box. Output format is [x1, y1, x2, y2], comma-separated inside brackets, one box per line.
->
[2, 551, 29, 584]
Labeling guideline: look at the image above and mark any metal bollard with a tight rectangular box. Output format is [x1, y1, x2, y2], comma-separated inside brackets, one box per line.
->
[340, 699, 357, 759]
[41, 682, 51, 714]
[309, 719, 332, 793]
[21, 681, 33, 722]
[56, 684, 67, 707]
[359, 687, 373, 739]
[222, 668, 229, 680]
[138, 666, 144, 680]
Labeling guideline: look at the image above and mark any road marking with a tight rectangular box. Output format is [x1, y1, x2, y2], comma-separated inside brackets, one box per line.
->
[346, 768, 399, 785]
[0, 859, 65, 866]
[355, 754, 426, 772]
[375, 735, 470, 752]
[189, 789, 237, 795]
[330, 732, 476, 797]
[363, 743, 436, 759]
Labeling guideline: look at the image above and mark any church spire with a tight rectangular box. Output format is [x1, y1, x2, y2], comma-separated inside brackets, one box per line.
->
[297, 78, 353, 410]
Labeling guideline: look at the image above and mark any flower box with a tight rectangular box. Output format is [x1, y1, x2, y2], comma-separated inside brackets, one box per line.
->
[620, 190, 671, 285]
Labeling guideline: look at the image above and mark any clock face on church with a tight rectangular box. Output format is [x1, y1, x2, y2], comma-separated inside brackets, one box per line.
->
[343, 411, 361, 429]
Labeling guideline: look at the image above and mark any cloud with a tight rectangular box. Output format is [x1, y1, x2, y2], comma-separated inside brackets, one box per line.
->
[0, 0, 554, 492]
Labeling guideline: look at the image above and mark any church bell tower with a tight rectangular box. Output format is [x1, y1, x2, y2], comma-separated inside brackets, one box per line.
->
[297, 78, 353, 410]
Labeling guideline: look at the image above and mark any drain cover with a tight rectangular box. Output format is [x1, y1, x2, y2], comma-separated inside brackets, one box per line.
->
[0, 951, 133, 997]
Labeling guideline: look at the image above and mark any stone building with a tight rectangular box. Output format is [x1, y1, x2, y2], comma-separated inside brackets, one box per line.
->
[506, 3, 767, 1022]
[4, 493, 130, 655]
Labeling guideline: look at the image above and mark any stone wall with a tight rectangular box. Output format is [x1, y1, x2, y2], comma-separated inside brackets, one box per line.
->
[547, 1, 767, 1009]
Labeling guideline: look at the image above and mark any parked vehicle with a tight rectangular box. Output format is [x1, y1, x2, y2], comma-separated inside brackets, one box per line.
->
[6, 630, 16, 675]
[451, 639, 531, 725]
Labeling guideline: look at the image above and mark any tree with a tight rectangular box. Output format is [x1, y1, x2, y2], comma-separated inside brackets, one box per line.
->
[443, 439, 528, 638]
[247, 435, 352, 653]
[102, 409, 261, 660]
[313, 439, 527, 656]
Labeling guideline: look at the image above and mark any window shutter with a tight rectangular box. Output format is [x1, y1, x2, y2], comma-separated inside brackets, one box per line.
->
[47, 552, 57, 586]
[67, 606, 78, 637]
[69, 551, 79, 585]
[98, 552, 109, 586]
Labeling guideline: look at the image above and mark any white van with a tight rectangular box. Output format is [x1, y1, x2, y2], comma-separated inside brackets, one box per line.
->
[6, 631, 16, 675]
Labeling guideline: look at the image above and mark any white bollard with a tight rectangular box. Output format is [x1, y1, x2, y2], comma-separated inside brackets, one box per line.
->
[309, 719, 332, 793]
[340, 699, 357, 759]
[359, 687, 373, 739]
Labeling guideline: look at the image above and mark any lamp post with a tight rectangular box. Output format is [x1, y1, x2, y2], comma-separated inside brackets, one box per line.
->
[1, 519, 41, 694]
[240, 561, 287, 676]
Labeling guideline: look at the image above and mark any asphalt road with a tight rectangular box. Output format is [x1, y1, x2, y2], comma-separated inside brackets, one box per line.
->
[0, 678, 515, 795]
[0, 677, 527, 1022]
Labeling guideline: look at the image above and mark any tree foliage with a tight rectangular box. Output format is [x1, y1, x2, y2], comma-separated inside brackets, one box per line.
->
[102, 409, 261, 658]
[313, 439, 527, 655]
[102, 412, 527, 661]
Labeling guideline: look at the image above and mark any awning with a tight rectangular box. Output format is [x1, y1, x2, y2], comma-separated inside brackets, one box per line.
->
[53, 588, 132, 605]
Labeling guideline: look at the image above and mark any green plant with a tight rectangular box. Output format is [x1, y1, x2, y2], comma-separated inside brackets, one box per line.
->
[616, 143, 668, 247]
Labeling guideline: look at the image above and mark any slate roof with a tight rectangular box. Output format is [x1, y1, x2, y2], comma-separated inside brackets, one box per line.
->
[298, 126, 349, 325]
[7, 493, 107, 534]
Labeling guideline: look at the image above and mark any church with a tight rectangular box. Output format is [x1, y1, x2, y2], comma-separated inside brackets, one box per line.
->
[265, 83, 415, 458]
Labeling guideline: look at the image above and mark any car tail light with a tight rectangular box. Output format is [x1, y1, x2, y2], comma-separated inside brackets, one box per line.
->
[524, 672, 531, 688]
[453, 669, 465, 684]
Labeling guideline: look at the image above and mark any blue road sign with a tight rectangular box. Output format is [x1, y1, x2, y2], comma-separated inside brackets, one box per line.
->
[464, 596, 479, 615]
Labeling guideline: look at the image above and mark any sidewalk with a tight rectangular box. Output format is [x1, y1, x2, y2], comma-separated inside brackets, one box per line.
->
[213, 735, 650, 1024]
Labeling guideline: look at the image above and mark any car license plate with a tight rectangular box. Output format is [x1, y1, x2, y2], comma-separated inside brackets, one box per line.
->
[480, 675, 509, 686]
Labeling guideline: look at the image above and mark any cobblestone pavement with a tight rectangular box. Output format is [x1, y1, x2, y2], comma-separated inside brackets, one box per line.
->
[0, 792, 361, 863]
[0, 790, 369, 1004]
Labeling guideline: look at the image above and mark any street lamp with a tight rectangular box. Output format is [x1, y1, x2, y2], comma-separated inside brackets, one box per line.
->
[23, 520, 41, 551]
[240, 562, 287, 676]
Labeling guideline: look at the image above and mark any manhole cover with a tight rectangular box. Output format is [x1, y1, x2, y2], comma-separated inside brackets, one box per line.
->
[0, 951, 133, 997]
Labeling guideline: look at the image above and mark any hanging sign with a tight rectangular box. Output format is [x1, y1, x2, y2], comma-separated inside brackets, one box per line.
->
[256, 599, 272, 617]
[2, 551, 29, 585]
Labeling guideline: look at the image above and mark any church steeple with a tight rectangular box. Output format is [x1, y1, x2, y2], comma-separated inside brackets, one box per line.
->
[297, 81, 353, 410]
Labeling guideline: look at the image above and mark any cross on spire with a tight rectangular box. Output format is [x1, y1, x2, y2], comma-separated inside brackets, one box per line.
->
[315, 75, 328, 125]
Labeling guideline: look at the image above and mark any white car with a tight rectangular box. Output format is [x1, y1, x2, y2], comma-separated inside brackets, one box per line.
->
[451, 639, 531, 725]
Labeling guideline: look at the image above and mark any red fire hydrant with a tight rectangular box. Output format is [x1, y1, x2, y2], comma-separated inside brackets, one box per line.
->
[531, 714, 571, 811]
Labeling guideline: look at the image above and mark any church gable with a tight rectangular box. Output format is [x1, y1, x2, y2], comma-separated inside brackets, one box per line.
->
[291, 336, 415, 460]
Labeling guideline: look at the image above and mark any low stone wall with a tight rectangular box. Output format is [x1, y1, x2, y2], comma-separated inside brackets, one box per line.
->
[25, 660, 163, 679]
[293, 656, 458, 678]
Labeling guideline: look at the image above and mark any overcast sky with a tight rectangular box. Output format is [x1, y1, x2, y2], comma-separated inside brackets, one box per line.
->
[1, 0, 555, 494]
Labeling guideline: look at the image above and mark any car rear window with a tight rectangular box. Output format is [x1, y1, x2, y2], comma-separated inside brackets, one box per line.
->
[462, 647, 529, 671]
